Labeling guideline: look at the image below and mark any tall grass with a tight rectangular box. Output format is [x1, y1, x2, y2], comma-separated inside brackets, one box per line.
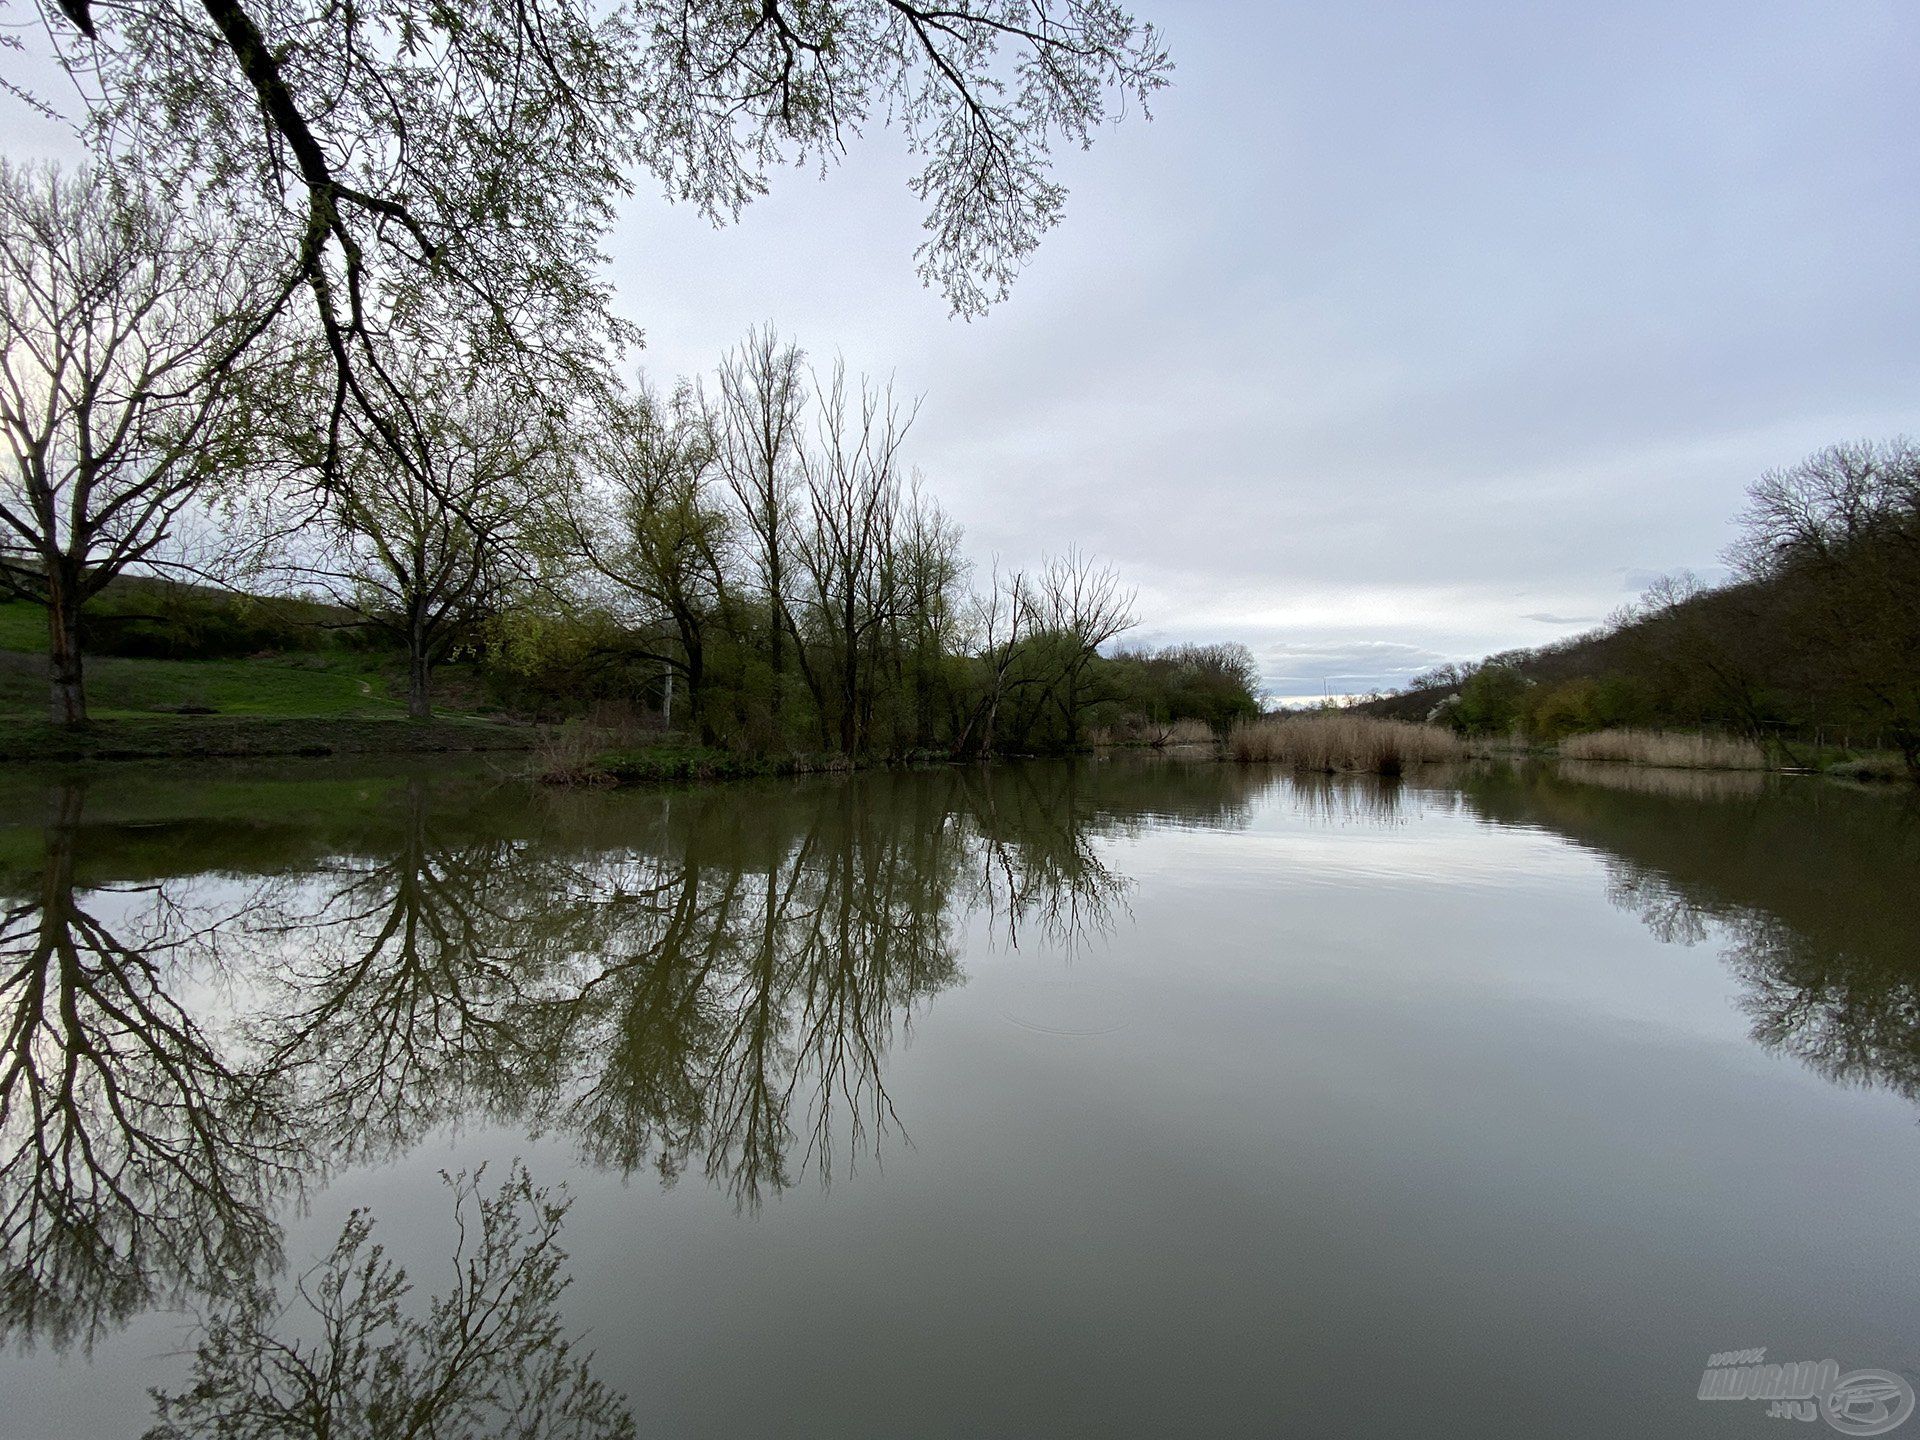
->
[1090, 716, 1216, 748]
[1226, 714, 1463, 775]
[1557, 728, 1767, 770]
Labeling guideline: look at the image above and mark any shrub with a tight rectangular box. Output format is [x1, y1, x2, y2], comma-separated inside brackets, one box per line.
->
[1449, 664, 1531, 735]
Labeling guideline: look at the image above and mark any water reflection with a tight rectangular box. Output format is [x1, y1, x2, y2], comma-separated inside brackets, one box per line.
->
[146, 1162, 633, 1440]
[511, 779, 972, 1203]
[0, 785, 296, 1351]
[247, 778, 609, 1163]
[0, 764, 1157, 1352]
[1, 756, 1916, 1380]
[1459, 765, 1920, 1103]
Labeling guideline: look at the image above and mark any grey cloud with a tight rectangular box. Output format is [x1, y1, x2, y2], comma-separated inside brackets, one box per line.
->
[12, 1, 1913, 682]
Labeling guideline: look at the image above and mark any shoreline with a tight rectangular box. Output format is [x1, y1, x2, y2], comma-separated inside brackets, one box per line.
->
[0, 715, 536, 762]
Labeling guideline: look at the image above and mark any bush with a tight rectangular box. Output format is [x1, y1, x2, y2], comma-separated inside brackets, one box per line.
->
[78, 585, 325, 659]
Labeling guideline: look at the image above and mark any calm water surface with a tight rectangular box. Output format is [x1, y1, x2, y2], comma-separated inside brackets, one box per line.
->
[1, 757, 1916, 1437]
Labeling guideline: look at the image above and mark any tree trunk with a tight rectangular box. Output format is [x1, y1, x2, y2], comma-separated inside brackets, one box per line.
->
[46, 574, 87, 728]
[685, 635, 709, 743]
[1894, 721, 1919, 780]
[407, 648, 432, 719]
[840, 649, 860, 755]
[768, 555, 786, 728]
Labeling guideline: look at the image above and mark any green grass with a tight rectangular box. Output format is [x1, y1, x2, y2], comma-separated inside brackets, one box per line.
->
[0, 601, 48, 653]
[0, 649, 400, 718]
[1820, 752, 1913, 783]
[0, 598, 531, 760]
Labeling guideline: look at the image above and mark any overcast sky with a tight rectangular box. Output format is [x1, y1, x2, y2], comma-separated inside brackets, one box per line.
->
[11, 1, 1919, 701]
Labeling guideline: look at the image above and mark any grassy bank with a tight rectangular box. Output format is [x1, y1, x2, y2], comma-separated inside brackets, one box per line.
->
[0, 598, 523, 761]
[0, 649, 406, 718]
[0, 715, 533, 762]
[1227, 714, 1464, 774]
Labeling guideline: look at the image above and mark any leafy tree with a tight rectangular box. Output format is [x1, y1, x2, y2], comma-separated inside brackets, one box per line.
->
[1448, 663, 1530, 736]
[563, 380, 732, 733]
[25, 0, 1169, 485]
[1099, 642, 1262, 734]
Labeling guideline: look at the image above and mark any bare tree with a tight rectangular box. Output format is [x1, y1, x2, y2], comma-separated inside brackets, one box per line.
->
[1034, 548, 1136, 744]
[0, 161, 280, 725]
[792, 363, 917, 753]
[1731, 439, 1920, 771]
[147, 1164, 635, 1440]
[0, 785, 301, 1351]
[888, 477, 969, 746]
[955, 561, 1035, 757]
[714, 325, 807, 729]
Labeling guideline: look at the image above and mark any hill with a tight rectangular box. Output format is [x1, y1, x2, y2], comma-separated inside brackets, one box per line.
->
[1360, 441, 1920, 775]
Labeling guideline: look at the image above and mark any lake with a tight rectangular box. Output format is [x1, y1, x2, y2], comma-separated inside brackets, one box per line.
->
[1, 757, 1916, 1437]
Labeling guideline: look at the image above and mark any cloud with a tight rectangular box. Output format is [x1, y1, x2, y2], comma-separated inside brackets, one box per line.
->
[9, 0, 1915, 682]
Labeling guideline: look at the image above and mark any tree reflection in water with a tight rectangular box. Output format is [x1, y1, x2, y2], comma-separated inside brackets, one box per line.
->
[1460, 764, 1920, 1105]
[9, 755, 1909, 1385]
[0, 784, 300, 1351]
[146, 1162, 633, 1440]
[0, 762, 1157, 1353]
[246, 778, 617, 1164]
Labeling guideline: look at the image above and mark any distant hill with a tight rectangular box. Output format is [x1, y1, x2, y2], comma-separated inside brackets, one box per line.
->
[1358, 563, 1911, 760]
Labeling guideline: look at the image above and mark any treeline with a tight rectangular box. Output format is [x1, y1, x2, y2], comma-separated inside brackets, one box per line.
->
[0, 165, 1258, 753]
[1368, 439, 1920, 774]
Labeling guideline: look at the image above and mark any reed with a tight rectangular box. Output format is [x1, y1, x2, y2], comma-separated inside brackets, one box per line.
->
[533, 703, 665, 785]
[532, 719, 622, 786]
[1226, 714, 1463, 774]
[1089, 716, 1216, 748]
[1557, 728, 1767, 770]
[1156, 717, 1216, 747]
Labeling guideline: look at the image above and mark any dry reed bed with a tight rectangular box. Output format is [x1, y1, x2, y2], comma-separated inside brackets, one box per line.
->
[1557, 728, 1767, 770]
[1227, 714, 1463, 774]
[1090, 716, 1216, 748]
